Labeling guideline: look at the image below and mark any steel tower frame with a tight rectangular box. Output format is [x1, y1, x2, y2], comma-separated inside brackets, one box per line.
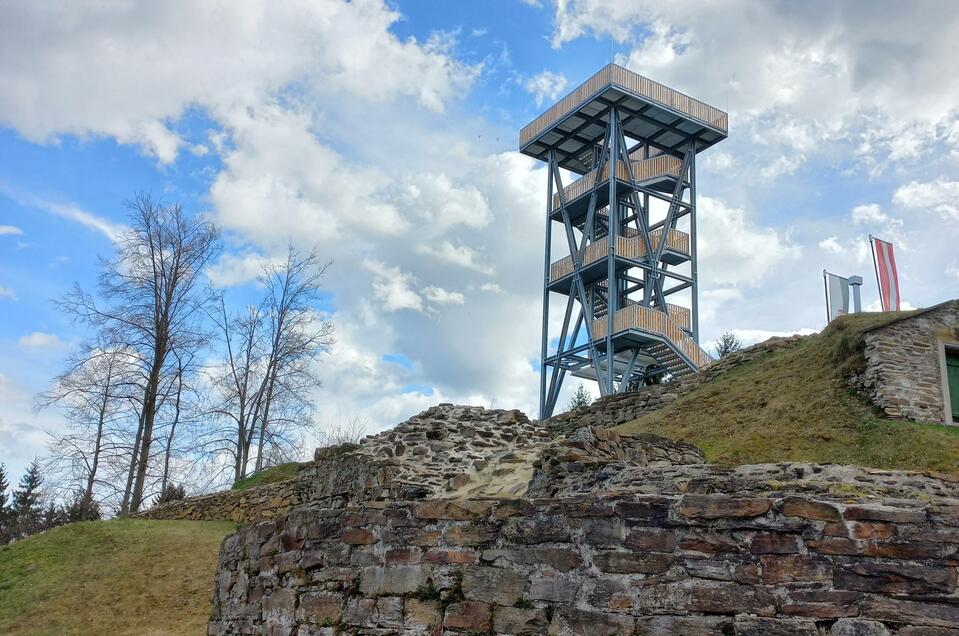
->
[522, 65, 727, 419]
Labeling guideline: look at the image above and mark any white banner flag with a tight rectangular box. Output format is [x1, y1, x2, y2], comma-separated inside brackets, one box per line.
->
[824, 271, 849, 322]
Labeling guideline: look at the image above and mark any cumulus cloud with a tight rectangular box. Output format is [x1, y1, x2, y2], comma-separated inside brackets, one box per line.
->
[819, 237, 843, 254]
[548, 1, 959, 172]
[524, 70, 568, 107]
[0, 285, 15, 300]
[893, 179, 959, 221]
[697, 196, 801, 287]
[0, 225, 23, 236]
[0, 0, 479, 162]
[18, 332, 63, 348]
[422, 286, 465, 305]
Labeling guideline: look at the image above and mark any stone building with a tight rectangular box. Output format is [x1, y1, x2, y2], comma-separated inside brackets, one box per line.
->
[857, 299, 959, 425]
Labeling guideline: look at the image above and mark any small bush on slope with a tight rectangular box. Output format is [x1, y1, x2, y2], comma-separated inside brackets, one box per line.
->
[615, 312, 959, 474]
[0, 518, 234, 635]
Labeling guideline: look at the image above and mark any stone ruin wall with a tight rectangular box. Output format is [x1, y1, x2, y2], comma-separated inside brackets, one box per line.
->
[209, 493, 959, 635]
[851, 301, 959, 425]
[138, 406, 551, 523]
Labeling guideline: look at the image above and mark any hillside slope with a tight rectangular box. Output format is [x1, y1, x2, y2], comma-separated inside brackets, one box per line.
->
[0, 519, 234, 635]
[615, 312, 959, 473]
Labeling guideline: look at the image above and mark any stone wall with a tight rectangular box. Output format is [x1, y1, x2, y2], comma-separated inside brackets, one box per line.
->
[853, 301, 959, 424]
[136, 476, 309, 523]
[209, 493, 959, 635]
[543, 335, 805, 434]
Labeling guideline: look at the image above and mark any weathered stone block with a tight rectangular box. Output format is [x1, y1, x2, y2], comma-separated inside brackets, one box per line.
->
[835, 561, 957, 594]
[680, 495, 772, 519]
[404, 598, 441, 631]
[493, 607, 549, 634]
[781, 497, 841, 521]
[341, 527, 376, 545]
[829, 618, 891, 636]
[547, 608, 633, 636]
[443, 523, 499, 545]
[358, 566, 425, 596]
[844, 505, 927, 524]
[614, 497, 671, 521]
[594, 550, 673, 574]
[625, 527, 677, 552]
[750, 532, 800, 554]
[689, 583, 776, 616]
[444, 601, 492, 632]
[634, 615, 732, 635]
[761, 555, 831, 584]
[413, 499, 494, 520]
[295, 591, 342, 624]
[461, 566, 527, 605]
[735, 616, 818, 635]
[529, 575, 579, 602]
[504, 516, 572, 544]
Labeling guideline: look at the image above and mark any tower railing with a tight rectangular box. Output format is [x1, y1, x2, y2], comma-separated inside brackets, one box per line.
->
[592, 304, 712, 368]
[549, 229, 689, 281]
[552, 154, 682, 209]
[520, 64, 728, 147]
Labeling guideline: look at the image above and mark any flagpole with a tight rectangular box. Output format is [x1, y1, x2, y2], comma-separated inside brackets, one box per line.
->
[823, 269, 830, 324]
[869, 234, 883, 312]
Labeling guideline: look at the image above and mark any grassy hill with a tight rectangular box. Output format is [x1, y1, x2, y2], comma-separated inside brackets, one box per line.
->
[615, 312, 959, 474]
[0, 519, 234, 635]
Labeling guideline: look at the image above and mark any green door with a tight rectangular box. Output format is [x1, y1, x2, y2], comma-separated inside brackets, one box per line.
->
[948, 350, 959, 423]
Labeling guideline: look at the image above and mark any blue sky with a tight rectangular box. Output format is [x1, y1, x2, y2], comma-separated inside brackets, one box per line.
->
[2, 0, 959, 481]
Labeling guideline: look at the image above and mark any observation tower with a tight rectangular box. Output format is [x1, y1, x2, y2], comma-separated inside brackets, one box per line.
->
[520, 64, 728, 419]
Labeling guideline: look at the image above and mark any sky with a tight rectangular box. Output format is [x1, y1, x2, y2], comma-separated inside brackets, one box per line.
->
[1, 0, 959, 481]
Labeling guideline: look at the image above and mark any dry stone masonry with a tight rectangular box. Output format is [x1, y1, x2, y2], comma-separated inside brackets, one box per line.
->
[209, 492, 959, 635]
[850, 300, 959, 424]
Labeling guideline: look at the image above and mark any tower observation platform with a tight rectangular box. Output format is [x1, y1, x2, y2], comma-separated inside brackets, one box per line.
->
[520, 64, 728, 419]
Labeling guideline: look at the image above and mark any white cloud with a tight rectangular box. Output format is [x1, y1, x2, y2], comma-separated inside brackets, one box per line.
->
[365, 260, 423, 312]
[548, 1, 959, 172]
[0, 225, 23, 236]
[0, 184, 127, 242]
[422, 286, 465, 305]
[698, 196, 801, 287]
[18, 332, 63, 348]
[819, 237, 843, 254]
[893, 179, 959, 221]
[0, 286, 15, 300]
[524, 70, 569, 107]
[207, 252, 279, 288]
[0, 1, 479, 163]
[417, 241, 494, 275]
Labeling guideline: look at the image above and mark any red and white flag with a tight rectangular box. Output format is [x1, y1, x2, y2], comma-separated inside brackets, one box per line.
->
[870, 236, 900, 312]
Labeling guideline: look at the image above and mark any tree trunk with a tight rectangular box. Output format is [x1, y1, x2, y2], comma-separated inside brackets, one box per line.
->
[130, 341, 166, 512]
[160, 367, 183, 493]
[120, 410, 145, 514]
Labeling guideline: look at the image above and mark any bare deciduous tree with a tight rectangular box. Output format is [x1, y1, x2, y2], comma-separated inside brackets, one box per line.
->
[206, 245, 334, 481]
[38, 344, 135, 520]
[56, 194, 220, 512]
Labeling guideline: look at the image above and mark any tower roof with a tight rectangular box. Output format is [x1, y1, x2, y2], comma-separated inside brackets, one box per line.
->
[519, 64, 727, 174]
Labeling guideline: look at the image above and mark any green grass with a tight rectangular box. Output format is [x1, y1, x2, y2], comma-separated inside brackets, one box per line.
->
[0, 518, 235, 635]
[615, 311, 959, 474]
[231, 461, 305, 491]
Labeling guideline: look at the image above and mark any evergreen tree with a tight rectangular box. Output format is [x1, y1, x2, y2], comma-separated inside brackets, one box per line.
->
[714, 332, 743, 358]
[0, 463, 11, 544]
[12, 460, 44, 538]
[567, 383, 593, 411]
